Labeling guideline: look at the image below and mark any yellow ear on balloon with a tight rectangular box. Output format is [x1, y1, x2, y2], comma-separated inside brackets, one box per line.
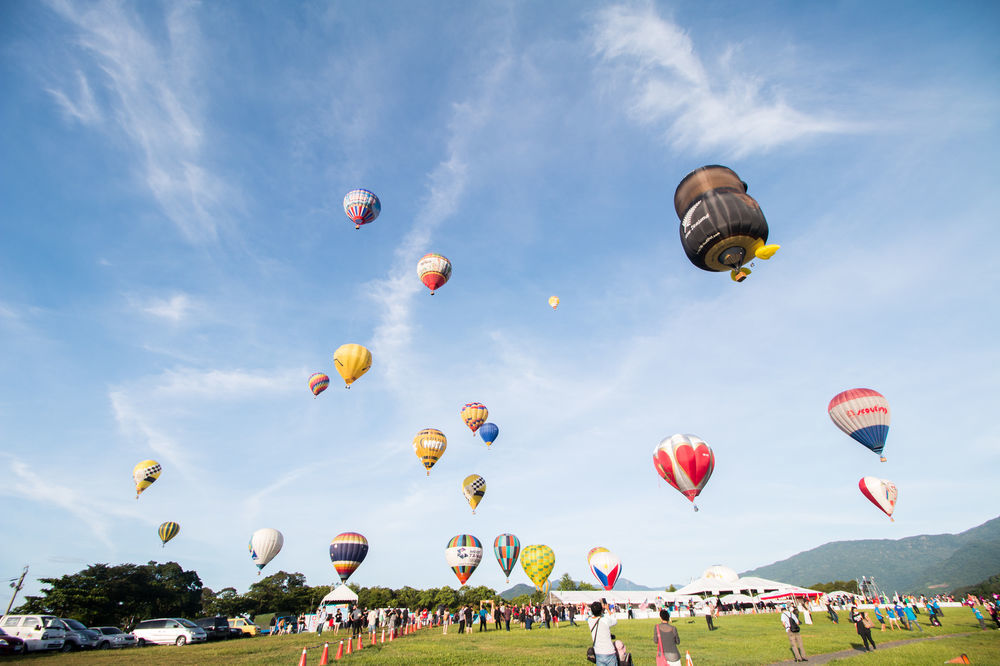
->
[755, 244, 780, 260]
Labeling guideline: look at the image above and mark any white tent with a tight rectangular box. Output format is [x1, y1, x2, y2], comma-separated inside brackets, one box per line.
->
[549, 590, 662, 606]
[759, 585, 823, 601]
[675, 574, 789, 597]
[320, 584, 358, 607]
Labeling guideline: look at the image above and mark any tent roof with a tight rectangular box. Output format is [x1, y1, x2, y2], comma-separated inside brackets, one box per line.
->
[548, 590, 661, 605]
[320, 585, 358, 604]
[675, 574, 789, 596]
[759, 585, 823, 600]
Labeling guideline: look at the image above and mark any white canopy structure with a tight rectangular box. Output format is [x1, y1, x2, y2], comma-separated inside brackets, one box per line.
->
[549, 590, 664, 606]
[674, 566, 814, 599]
[320, 584, 358, 607]
[759, 585, 823, 601]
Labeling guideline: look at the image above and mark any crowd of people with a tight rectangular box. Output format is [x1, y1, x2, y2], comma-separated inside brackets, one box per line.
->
[264, 590, 999, 664]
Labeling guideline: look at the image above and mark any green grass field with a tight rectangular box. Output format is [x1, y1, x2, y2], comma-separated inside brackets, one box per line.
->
[8, 612, 999, 664]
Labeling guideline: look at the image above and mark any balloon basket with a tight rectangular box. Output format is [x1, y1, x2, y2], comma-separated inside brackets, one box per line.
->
[880, 456, 887, 462]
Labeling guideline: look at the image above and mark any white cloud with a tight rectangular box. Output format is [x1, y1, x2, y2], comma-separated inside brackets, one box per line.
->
[592, 4, 856, 157]
[45, 0, 231, 242]
[141, 293, 193, 323]
[45, 70, 100, 125]
[0, 456, 143, 548]
[368, 60, 510, 388]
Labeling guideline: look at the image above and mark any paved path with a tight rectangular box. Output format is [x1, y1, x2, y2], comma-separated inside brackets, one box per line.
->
[771, 632, 971, 664]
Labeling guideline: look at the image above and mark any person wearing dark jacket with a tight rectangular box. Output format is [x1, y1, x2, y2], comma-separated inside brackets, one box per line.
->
[654, 609, 681, 666]
[850, 607, 877, 652]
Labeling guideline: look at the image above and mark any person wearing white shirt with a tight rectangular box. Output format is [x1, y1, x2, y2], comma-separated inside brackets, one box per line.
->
[587, 601, 618, 666]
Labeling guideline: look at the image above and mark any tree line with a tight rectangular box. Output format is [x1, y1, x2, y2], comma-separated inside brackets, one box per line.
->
[13, 561, 556, 629]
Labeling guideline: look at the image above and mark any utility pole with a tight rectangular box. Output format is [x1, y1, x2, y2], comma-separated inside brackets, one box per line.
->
[5, 565, 28, 615]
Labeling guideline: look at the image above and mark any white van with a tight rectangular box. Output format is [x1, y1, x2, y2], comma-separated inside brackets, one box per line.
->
[131, 618, 206, 646]
[0, 614, 66, 651]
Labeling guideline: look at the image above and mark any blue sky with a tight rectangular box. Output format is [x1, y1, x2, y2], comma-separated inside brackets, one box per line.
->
[2, 0, 999, 600]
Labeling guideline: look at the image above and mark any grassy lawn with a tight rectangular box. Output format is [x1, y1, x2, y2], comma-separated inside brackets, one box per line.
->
[7, 612, 998, 664]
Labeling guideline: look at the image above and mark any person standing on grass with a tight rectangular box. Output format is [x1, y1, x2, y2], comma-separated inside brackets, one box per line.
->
[903, 603, 923, 632]
[588, 601, 618, 666]
[885, 605, 901, 630]
[851, 607, 877, 652]
[479, 606, 488, 632]
[780, 604, 807, 663]
[569, 603, 578, 627]
[653, 609, 681, 666]
[972, 606, 987, 630]
[873, 605, 886, 631]
[893, 602, 909, 630]
[504, 604, 512, 631]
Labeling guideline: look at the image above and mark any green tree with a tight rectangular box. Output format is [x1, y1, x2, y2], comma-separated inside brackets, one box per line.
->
[557, 573, 577, 591]
[202, 587, 248, 617]
[15, 562, 202, 629]
[666, 584, 677, 592]
[243, 571, 317, 616]
[809, 580, 860, 595]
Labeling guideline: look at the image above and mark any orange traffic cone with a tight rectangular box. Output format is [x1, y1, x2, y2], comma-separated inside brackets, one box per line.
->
[356, 635, 363, 651]
[945, 655, 971, 664]
[298, 647, 308, 666]
[334, 641, 343, 661]
[369, 631, 375, 647]
[346, 636, 353, 655]
[686, 650, 694, 666]
[389, 629, 394, 642]
[319, 642, 329, 665]
[380, 629, 385, 644]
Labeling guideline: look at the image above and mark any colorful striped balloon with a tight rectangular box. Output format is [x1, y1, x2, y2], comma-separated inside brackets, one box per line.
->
[461, 402, 488, 435]
[308, 373, 330, 397]
[445, 534, 483, 586]
[828, 388, 891, 461]
[329, 532, 369, 583]
[158, 521, 180, 547]
[493, 534, 520, 582]
[413, 428, 447, 475]
[343, 189, 381, 229]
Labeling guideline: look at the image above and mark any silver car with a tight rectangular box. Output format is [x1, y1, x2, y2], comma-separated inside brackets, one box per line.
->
[54, 618, 100, 651]
[92, 626, 137, 649]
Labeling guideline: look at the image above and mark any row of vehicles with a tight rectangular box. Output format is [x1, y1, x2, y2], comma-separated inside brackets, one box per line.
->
[0, 613, 259, 654]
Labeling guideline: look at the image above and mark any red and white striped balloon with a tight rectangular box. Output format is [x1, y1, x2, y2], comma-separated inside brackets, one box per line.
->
[859, 476, 897, 521]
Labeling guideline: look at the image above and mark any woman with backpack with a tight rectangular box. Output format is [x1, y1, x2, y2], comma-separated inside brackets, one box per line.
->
[653, 609, 681, 666]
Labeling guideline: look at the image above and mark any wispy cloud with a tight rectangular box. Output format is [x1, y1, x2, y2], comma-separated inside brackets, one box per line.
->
[109, 390, 193, 477]
[46, 70, 100, 125]
[369, 59, 511, 388]
[591, 4, 856, 157]
[45, 0, 231, 242]
[0, 456, 143, 548]
[139, 293, 193, 323]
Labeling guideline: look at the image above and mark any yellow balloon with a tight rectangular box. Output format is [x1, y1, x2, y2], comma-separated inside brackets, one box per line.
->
[333, 343, 372, 387]
[133, 460, 161, 499]
[413, 428, 447, 475]
[158, 521, 180, 546]
[548, 296, 559, 310]
[521, 544, 555, 590]
[461, 474, 486, 513]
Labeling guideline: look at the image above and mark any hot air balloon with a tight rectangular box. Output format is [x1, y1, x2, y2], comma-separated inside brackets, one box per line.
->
[859, 476, 898, 521]
[829, 388, 891, 462]
[520, 544, 555, 591]
[158, 521, 179, 547]
[548, 296, 559, 310]
[652, 434, 715, 511]
[133, 460, 161, 499]
[308, 373, 330, 397]
[478, 423, 499, 448]
[493, 534, 520, 583]
[413, 428, 447, 475]
[333, 344, 372, 388]
[586, 546, 609, 563]
[445, 534, 483, 586]
[343, 189, 381, 229]
[461, 474, 486, 513]
[461, 402, 488, 435]
[674, 165, 779, 282]
[329, 532, 369, 583]
[589, 550, 622, 591]
[249, 528, 284, 573]
[417, 254, 452, 294]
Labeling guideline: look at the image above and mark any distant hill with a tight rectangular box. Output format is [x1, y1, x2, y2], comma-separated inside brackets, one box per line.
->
[499, 583, 535, 600]
[741, 516, 1000, 594]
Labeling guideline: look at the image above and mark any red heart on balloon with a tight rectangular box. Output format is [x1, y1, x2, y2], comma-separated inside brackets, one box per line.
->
[675, 444, 713, 486]
[653, 450, 678, 489]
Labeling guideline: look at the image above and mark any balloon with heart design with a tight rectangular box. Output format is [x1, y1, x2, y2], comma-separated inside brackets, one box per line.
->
[653, 434, 716, 511]
[859, 476, 898, 521]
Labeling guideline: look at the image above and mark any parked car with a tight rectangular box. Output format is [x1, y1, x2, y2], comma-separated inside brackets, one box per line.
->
[0, 628, 26, 656]
[91, 626, 137, 649]
[194, 616, 231, 641]
[228, 626, 244, 639]
[131, 618, 206, 646]
[0, 615, 65, 652]
[227, 617, 260, 636]
[53, 618, 100, 651]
